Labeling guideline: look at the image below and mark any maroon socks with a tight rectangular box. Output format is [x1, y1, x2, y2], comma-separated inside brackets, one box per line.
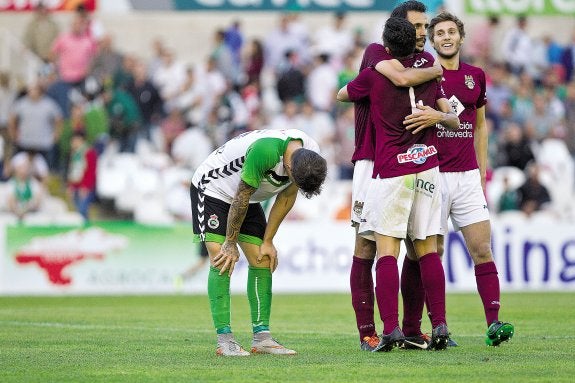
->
[375, 256, 400, 334]
[475, 261, 501, 325]
[419, 252, 446, 328]
[350, 256, 376, 339]
[356, 251, 491, 338]
[401, 256, 425, 336]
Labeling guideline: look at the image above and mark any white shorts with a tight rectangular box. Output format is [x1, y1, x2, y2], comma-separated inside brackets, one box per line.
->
[359, 167, 441, 241]
[440, 169, 490, 235]
[351, 159, 374, 226]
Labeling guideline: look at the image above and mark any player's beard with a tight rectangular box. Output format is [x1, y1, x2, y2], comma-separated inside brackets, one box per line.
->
[415, 38, 426, 52]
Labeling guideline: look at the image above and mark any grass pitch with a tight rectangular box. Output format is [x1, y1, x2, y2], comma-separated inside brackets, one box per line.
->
[1, 292, 574, 383]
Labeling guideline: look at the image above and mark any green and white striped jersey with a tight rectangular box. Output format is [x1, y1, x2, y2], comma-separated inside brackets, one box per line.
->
[191, 129, 320, 203]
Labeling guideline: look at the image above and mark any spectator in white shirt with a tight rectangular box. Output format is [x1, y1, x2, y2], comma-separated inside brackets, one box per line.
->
[306, 53, 338, 113]
[264, 14, 308, 73]
[501, 16, 534, 76]
[313, 11, 354, 71]
[152, 49, 187, 112]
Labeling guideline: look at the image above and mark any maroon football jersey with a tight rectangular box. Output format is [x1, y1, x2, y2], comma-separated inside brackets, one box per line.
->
[347, 49, 445, 179]
[436, 62, 487, 172]
[351, 43, 387, 163]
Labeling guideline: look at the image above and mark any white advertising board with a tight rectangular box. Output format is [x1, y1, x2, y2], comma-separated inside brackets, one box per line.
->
[1, 217, 574, 295]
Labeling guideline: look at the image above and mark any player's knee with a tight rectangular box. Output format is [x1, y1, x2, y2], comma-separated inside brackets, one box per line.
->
[249, 257, 271, 268]
[205, 241, 221, 254]
[469, 242, 493, 264]
[355, 237, 376, 259]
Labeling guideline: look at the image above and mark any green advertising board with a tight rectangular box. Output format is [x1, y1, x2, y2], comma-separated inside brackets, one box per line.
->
[3, 222, 200, 293]
[465, 0, 575, 15]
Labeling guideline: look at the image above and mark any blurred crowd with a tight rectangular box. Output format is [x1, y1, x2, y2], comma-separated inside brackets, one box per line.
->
[1, 5, 574, 223]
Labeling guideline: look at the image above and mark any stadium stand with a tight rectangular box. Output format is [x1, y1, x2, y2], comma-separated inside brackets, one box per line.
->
[0, 8, 574, 225]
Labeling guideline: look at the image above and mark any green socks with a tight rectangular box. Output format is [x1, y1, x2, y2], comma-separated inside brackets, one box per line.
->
[208, 266, 231, 334]
[208, 266, 272, 335]
[247, 266, 272, 333]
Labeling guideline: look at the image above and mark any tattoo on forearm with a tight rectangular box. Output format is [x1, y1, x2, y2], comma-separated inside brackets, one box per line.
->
[227, 181, 256, 242]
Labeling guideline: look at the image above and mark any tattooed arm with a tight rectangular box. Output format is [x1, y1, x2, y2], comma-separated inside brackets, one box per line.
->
[213, 180, 257, 276]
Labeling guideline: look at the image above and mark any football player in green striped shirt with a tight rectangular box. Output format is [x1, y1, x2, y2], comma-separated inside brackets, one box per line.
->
[190, 129, 327, 356]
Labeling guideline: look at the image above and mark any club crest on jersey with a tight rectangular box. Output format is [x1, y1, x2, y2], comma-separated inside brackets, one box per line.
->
[464, 75, 475, 89]
[353, 201, 364, 217]
[208, 214, 220, 229]
[397, 144, 437, 165]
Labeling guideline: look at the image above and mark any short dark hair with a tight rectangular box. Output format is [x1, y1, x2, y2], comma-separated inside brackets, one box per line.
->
[290, 148, 327, 199]
[390, 0, 427, 19]
[428, 11, 466, 44]
[383, 17, 416, 58]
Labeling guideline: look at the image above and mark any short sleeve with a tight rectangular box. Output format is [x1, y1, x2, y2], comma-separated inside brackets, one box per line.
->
[240, 138, 283, 189]
[347, 68, 373, 103]
[476, 69, 487, 109]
